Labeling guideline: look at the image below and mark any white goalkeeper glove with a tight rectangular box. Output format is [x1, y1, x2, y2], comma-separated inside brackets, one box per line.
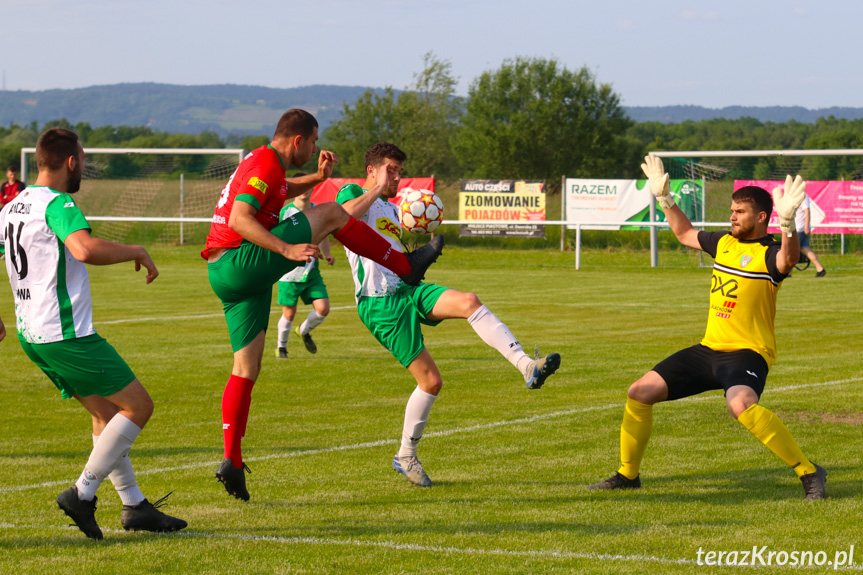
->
[641, 154, 674, 210]
[771, 174, 806, 237]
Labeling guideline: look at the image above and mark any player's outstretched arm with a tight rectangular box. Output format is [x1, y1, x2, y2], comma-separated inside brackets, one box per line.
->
[229, 200, 320, 262]
[772, 175, 805, 274]
[340, 163, 393, 219]
[64, 229, 159, 284]
[641, 154, 701, 251]
[286, 151, 339, 199]
[320, 236, 335, 265]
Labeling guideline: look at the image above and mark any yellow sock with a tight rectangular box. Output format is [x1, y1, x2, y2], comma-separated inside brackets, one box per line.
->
[737, 404, 816, 477]
[617, 398, 653, 480]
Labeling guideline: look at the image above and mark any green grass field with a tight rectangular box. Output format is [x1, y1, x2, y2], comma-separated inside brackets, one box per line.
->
[1, 246, 861, 574]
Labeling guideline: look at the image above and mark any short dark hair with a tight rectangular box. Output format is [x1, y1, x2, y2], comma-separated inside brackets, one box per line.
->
[6, 165, 17, 173]
[365, 142, 407, 170]
[36, 128, 79, 171]
[732, 185, 773, 220]
[273, 109, 318, 140]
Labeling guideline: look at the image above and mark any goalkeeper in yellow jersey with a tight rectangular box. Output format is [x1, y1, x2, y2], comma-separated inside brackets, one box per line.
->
[588, 155, 826, 500]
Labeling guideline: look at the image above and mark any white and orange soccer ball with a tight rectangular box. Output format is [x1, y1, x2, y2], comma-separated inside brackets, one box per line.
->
[399, 189, 444, 235]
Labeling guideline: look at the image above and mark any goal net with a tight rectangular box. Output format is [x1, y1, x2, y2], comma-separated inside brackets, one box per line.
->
[21, 147, 244, 245]
[654, 149, 863, 267]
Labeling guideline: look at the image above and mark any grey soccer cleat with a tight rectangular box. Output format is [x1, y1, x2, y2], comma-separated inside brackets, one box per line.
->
[121, 491, 188, 532]
[801, 464, 827, 500]
[524, 347, 561, 389]
[215, 458, 251, 501]
[57, 485, 103, 540]
[587, 472, 642, 490]
[392, 454, 432, 487]
[276, 347, 288, 359]
[294, 326, 317, 354]
[399, 234, 445, 286]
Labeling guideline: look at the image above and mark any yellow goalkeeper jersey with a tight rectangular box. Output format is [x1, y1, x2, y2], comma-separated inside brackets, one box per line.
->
[697, 231, 788, 368]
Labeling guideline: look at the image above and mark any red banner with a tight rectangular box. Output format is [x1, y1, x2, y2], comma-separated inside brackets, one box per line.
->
[735, 180, 863, 234]
[311, 177, 435, 206]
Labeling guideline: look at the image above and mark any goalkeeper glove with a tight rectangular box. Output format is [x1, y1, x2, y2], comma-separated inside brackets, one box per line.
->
[771, 174, 806, 237]
[641, 154, 675, 209]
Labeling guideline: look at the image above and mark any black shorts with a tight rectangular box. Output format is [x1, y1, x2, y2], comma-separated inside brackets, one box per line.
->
[652, 344, 769, 401]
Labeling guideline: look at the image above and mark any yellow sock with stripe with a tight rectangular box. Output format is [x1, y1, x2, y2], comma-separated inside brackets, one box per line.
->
[737, 404, 816, 477]
[617, 398, 653, 480]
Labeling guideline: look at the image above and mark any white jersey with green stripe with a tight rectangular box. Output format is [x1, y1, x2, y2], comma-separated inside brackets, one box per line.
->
[0, 186, 95, 343]
[335, 184, 404, 301]
[278, 202, 317, 283]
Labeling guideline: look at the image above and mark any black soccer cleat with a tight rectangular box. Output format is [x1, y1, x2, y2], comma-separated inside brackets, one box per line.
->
[216, 458, 251, 501]
[587, 472, 642, 491]
[121, 491, 188, 532]
[399, 234, 445, 286]
[801, 463, 827, 500]
[57, 485, 103, 540]
[294, 326, 317, 354]
[524, 351, 561, 390]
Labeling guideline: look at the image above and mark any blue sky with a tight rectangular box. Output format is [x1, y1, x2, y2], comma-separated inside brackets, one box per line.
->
[3, 0, 861, 109]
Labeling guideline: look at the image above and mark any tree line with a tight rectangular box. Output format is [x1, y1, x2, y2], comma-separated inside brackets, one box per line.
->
[4, 54, 863, 184]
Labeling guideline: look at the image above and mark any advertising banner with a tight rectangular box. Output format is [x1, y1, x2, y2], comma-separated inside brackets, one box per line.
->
[734, 180, 863, 234]
[564, 178, 703, 229]
[458, 180, 546, 238]
[310, 177, 435, 206]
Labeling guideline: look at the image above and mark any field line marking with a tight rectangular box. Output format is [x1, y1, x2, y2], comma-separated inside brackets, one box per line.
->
[1, 376, 860, 495]
[3, 524, 862, 570]
[97, 305, 357, 325]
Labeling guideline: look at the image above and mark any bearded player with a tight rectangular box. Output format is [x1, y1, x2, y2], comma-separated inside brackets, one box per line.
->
[337, 142, 560, 487]
[203, 110, 444, 501]
[588, 155, 826, 500]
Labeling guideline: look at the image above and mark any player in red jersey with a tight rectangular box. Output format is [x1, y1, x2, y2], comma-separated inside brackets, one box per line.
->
[205, 109, 444, 501]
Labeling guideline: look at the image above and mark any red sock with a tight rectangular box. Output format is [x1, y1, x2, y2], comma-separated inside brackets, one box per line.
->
[334, 216, 411, 275]
[222, 375, 255, 468]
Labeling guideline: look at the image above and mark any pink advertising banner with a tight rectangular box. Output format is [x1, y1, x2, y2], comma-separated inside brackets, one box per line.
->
[734, 180, 863, 234]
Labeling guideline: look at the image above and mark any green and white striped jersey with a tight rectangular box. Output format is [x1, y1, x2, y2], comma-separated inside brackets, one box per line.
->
[0, 186, 94, 343]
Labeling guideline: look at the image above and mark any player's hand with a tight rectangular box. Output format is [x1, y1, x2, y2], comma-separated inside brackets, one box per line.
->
[134, 249, 159, 284]
[317, 150, 338, 181]
[771, 175, 806, 237]
[641, 154, 674, 209]
[324, 253, 335, 266]
[284, 243, 321, 263]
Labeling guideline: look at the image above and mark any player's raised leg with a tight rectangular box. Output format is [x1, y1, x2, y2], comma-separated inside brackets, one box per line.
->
[426, 289, 561, 389]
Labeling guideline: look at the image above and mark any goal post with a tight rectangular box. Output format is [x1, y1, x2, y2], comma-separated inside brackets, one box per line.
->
[20, 147, 245, 245]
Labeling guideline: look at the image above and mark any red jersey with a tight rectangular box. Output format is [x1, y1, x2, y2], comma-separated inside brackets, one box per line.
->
[202, 145, 288, 259]
[1, 180, 26, 206]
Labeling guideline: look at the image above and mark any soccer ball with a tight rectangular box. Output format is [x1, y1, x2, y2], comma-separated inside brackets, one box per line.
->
[399, 189, 444, 235]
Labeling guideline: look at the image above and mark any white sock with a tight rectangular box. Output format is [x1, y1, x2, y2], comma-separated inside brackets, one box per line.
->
[398, 387, 438, 458]
[93, 435, 145, 506]
[76, 414, 141, 501]
[467, 305, 531, 373]
[277, 316, 292, 347]
[299, 310, 326, 335]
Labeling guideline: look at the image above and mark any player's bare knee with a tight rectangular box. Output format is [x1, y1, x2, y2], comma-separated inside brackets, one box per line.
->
[727, 394, 757, 419]
[627, 377, 665, 405]
[463, 293, 482, 316]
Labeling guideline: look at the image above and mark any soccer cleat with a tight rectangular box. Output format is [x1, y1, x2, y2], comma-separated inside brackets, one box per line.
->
[815, 269, 827, 277]
[523, 347, 561, 389]
[276, 347, 289, 359]
[121, 491, 188, 532]
[56, 486, 103, 540]
[294, 326, 317, 354]
[399, 234, 445, 286]
[801, 464, 827, 500]
[392, 454, 432, 487]
[587, 472, 642, 490]
[215, 458, 251, 501]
